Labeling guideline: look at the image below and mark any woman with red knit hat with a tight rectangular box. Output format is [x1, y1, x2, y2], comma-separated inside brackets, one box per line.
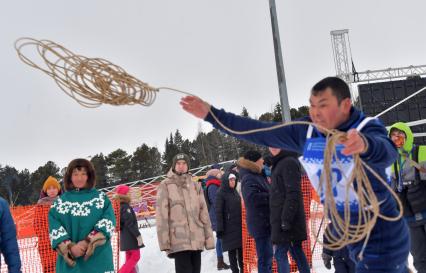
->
[115, 184, 144, 273]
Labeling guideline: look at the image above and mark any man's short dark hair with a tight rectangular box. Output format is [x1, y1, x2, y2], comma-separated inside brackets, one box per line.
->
[311, 77, 351, 104]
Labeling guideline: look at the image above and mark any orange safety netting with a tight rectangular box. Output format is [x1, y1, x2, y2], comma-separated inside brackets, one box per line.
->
[1, 199, 121, 273]
[242, 175, 324, 273]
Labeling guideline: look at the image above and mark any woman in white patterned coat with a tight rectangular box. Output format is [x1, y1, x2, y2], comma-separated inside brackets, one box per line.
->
[48, 158, 116, 273]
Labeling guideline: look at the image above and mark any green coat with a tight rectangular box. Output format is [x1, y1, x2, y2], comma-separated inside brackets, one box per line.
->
[48, 189, 116, 273]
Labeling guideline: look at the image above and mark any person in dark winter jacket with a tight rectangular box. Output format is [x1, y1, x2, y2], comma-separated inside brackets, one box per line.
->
[269, 147, 310, 273]
[322, 224, 355, 273]
[216, 171, 243, 273]
[180, 76, 410, 273]
[206, 167, 230, 270]
[238, 150, 273, 273]
[0, 197, 21, 273]
[115, 184, 144, 273]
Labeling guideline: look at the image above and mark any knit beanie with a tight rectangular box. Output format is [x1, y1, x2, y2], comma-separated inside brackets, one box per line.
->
[172, 153, 190, 170]
[116, 184, 130, 195]
[244, 150, 262, 162]
[42, 176, 61, 192]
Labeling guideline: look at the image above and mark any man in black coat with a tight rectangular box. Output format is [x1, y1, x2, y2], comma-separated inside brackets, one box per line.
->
[269, 147, 310, 273]
[216, 169, 243, 273]
[238, 150, 273, 273]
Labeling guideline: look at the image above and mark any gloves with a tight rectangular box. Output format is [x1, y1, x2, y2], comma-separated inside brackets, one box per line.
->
[70, 240, 89, 258]
[281, 221, 291, 231]
[56, 240, 76, 267]
[322, 253, 332, 270]
[137, 235, 145, 247]
[84, 232, 106, 261]
[216, 231, 224, 239]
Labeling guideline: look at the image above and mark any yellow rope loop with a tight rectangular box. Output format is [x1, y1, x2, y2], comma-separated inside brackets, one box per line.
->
[15, 37, 158, 108]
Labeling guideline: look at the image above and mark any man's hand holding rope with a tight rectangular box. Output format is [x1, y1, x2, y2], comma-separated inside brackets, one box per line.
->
[340, 129, 368, 156]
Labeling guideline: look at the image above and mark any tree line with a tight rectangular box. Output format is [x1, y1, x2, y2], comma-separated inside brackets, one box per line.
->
[0, 103, 308, 205]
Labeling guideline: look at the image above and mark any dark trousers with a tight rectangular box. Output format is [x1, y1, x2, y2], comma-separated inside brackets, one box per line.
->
[274, 242, 310, 273]
[333, 256, 355, 273]
[254, 236, 273, 273]
[410, 224, 426, 273]
[173, 250, 201, 273]
[228, 247, 244, 273]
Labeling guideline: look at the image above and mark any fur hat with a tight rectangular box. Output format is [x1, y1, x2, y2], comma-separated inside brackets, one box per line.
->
[244, 150, 262, 162]
[42, 176, 61, 192]
[172, 153, 190, 171]
[116, 184, 130, 195]
[206, 169, 221, 178]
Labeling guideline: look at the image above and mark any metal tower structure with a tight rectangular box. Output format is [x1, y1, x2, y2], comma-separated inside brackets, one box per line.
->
[330, 29, 353, 83]
[330, 29, 426, 84]
[330, 29, 426, 139]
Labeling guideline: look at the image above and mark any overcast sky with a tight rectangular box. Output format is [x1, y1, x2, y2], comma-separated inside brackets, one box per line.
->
[1, 0, 426, 172]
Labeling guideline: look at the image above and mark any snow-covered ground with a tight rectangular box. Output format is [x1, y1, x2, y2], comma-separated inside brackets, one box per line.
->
[121, 219, 416, 273]
[119, 219, 341, 273]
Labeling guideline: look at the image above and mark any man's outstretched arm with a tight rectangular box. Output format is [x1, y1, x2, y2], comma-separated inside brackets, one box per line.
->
[180, 95, 307, 153]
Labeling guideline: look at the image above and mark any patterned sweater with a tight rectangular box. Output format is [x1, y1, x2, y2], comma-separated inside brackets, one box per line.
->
[48, 189, 116, 273]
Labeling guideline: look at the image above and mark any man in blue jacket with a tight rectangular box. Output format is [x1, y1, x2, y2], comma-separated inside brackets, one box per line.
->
[238, 150, 273, 273]
[180, 76, 410, 273]
[0, 197, 22, 273]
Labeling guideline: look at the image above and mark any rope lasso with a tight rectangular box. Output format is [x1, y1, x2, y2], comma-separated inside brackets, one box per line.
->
[15, 38, 159, 108]
[15, 37, 403, 258]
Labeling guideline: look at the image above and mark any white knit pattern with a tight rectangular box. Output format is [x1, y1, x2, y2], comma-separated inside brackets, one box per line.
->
[54, 192, 106, 216]
[49, 226, 68, 244]
[95, 218, 115, 237]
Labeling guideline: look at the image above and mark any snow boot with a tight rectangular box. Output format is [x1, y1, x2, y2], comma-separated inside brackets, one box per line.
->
[217, 257, 230, 270]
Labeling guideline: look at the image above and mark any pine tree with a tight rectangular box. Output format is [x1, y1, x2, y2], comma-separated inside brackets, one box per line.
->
[106, 149, 131, 185]
[91, 153, 109, 188]
[131, 144, 162, 180]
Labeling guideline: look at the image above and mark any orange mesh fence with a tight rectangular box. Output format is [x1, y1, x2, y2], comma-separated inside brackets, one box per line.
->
[1, 199, 121, 272]
[242, 175, 324, 273]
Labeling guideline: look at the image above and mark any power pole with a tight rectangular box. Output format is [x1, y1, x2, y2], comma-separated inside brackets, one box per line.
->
[268, 0, 291, 122]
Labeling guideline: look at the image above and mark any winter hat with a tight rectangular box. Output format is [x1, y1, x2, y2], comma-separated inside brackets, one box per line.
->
[228, 173, 237, 180]
[116, 184, 130, 195]
[206, 169, 221, 178]
[244, 150, 262, 162]
[263, 155, 273, 167]
[210, 163, 220, 170]
[172, 153, 190, 170]
[42, 176, 61, 192]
